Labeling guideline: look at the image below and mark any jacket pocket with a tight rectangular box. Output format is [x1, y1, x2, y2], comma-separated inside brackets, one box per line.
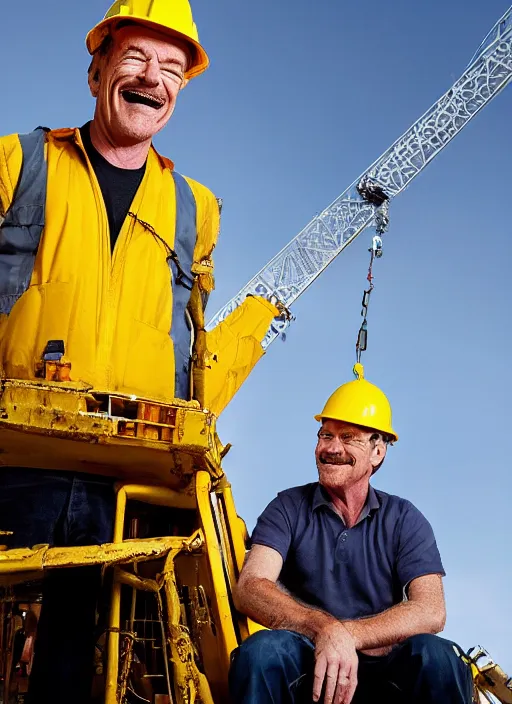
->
[122, 320, 175, 401]
[0, 282, 72, 379]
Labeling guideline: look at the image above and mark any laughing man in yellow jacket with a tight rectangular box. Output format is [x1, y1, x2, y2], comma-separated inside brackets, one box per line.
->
[0, 2, 277, 702]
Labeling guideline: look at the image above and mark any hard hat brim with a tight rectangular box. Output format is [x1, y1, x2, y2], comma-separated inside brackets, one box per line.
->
[86, 16, 209, 80]
[314, 413, 398, 443]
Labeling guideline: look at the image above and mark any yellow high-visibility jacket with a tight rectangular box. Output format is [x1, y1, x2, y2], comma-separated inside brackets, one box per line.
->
[0, 128, 277, 416]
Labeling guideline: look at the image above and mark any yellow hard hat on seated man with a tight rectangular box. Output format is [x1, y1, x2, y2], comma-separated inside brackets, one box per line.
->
[86, 0, 209, 79]
[314, 363, 398, 442]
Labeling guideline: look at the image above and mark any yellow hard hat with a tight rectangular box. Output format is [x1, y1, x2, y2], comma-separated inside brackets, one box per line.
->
[86, 0, 209, 80]
[314, 363, 398, 442]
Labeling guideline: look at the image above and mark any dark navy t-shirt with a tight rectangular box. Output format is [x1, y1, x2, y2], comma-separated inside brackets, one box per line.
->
[251, 482, 445, 621]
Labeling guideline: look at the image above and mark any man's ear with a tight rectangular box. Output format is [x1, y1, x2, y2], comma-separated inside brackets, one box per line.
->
[370, 437, 387, 470]
[88, 60, 101, 98]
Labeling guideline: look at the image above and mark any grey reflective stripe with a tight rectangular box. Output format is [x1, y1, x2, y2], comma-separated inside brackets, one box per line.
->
[0, 128, 48, 314]
[170, 171, 197, 400]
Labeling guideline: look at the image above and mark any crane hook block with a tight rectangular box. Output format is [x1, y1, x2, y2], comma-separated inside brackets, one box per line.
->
[357, 177, 389, 207]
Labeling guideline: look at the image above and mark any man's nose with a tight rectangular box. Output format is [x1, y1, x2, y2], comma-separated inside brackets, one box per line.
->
[139, 58, 160, 86]
[326, 436, 345, 453]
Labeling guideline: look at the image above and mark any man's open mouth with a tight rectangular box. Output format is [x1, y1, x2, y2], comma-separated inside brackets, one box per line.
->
[121, 89, 165, 109]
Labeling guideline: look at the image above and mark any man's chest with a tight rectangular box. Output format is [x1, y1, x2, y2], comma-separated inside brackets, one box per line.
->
[280, 513, 402, 620]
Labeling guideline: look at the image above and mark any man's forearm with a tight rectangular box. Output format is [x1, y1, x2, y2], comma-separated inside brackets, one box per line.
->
[235, 577, 334, 641]
[236, 579, 445, 652]
[343, 599, 445, 651]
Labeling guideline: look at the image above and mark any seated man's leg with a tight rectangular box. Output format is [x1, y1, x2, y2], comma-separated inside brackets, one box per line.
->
[229, 630, 315, 704]
[383, 633, 474, 703]
[0, 469, 115, 704]
[0, 467, 70, 548]
[26, 564, 104, 704]
[28, 473, 115, 704]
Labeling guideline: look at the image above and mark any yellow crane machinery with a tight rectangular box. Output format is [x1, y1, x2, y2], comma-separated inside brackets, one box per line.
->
[1, 5, 512, 704]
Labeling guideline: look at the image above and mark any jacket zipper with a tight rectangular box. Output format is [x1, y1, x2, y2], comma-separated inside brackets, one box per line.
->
[73, 130, 115, 390]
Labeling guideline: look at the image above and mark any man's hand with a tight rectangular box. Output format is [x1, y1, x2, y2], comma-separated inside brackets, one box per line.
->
[313, 620, 358, 704]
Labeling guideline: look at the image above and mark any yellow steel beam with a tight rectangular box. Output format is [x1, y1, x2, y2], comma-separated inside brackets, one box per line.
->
[195, 471, 239, 665]
[0, 537, 190, 576]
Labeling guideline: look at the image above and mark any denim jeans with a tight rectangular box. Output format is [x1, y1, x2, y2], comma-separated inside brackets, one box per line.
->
[0, 467, 116, 704]
[229, 629, 474, 703]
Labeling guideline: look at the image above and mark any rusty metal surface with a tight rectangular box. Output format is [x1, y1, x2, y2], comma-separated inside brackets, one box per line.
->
[0, 379, 225, 486]
[0, 534, 204, 580]
[469, 647, 512, 704]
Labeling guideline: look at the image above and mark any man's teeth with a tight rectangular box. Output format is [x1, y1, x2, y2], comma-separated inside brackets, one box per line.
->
[122, 90, 164, 109]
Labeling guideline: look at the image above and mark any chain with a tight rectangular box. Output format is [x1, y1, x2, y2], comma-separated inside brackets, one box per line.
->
[354, 196, 389, 365]
[128, 212, 194, 290]
[355, 245, 375, 364]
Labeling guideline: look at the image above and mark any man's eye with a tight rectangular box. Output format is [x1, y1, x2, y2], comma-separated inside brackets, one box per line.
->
[162, 67, 183, 80]
[125, 55, 145, 62]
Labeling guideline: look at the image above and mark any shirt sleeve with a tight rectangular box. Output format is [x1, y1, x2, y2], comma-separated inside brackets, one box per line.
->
[396, 501, 445, 592]
[250, 494, 294, 561]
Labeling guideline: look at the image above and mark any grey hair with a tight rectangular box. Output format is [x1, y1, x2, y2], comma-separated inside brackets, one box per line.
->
[369, 431, 392, 446]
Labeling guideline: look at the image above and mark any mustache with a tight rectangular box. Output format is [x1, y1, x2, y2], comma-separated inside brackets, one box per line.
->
[318, 453, 354, 466]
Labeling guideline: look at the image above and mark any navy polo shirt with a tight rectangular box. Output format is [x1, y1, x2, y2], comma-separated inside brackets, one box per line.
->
[251, 482, 445, 621]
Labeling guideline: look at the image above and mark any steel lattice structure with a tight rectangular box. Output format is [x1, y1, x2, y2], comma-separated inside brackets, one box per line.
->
[207, 6, 512, 349]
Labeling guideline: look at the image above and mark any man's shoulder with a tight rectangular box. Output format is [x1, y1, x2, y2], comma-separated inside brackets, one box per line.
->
[253, 483, 317, 540]
[277, 481, 318, 497]
[373, 487, 426, 521]
[274, 482, 318, 509]
[0, 132, 24, 161]
[179, 173, 218, 214]
[373, 487, 412, 508]
[0, 133, 23, 216]
[151, 145, 217, 204]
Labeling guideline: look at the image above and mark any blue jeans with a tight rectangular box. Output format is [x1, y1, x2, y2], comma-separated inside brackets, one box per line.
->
[229, 629, 474, 703]
[0, 467, 115, 704]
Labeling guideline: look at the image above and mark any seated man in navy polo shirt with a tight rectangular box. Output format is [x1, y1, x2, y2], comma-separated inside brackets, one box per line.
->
[229, 366, 473, 704]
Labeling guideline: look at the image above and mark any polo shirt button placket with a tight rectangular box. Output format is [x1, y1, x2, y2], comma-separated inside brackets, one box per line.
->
[336, 530, 349, 563]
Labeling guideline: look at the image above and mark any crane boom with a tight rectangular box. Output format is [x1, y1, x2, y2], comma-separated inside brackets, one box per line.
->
[207, 7, 512, 349]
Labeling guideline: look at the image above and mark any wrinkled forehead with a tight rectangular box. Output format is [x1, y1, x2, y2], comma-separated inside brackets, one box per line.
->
[111, 23, 191, 65]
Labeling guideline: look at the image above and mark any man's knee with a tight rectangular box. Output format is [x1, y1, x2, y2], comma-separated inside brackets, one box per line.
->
[231, 630, 308, 672]
[406, 634, 471, 679]
[407, 634, 461, 660]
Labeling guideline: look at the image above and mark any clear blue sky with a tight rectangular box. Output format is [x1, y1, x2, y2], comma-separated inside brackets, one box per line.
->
[2, 0, 510, 675]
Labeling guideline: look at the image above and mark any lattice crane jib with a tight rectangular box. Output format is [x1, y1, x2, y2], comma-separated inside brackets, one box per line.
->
[207, 6, 512, 350]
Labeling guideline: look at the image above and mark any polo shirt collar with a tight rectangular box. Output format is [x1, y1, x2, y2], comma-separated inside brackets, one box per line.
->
[313, 483, 380, 524]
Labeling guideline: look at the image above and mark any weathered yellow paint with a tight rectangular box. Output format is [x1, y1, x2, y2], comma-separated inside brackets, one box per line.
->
[0, 380, 218, 486]
[0, 538, 193, 578]
[195, 472, 239, 663]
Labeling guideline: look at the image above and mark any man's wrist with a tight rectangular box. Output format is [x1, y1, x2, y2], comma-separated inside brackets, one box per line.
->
[341, 620, 363, 650]
[306, 611, 338, 641]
